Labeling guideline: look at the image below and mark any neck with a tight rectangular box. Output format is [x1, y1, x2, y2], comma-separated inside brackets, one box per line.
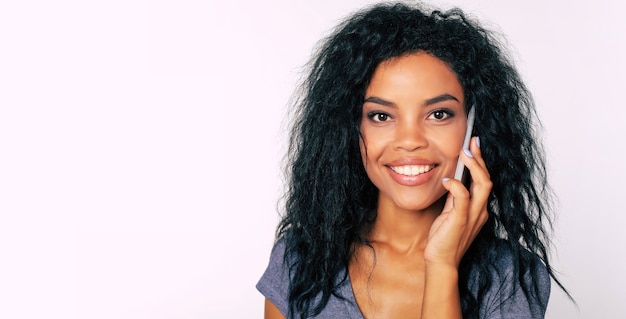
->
[366, 194, 446, 254]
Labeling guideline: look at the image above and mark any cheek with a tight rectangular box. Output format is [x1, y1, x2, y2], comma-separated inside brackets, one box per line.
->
[445, 137, 464, 157]
[438, 125, 466, 156]
[359, 136, 383, 190]
[359, 132, 382, 181]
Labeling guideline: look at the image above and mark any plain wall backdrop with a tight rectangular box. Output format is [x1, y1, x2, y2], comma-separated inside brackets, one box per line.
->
[1, 0, 625, 318]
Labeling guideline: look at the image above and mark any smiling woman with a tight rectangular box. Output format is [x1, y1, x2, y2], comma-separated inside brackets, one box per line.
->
[256, 2, 571, 319]
[360, 53, 467, 213]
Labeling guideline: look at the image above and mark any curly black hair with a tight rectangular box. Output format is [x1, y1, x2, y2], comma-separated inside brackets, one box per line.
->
[276, 2, 570, 318]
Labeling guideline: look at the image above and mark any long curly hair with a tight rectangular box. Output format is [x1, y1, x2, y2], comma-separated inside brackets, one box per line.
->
[276, 2, 569, 318]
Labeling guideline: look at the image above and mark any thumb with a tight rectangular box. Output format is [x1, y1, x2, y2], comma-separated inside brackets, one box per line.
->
[441, 178, 454, 213]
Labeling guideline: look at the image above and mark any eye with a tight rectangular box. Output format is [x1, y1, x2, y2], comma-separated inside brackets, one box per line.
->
[428, 109, 453, 121]
[368, 112, 391, 123]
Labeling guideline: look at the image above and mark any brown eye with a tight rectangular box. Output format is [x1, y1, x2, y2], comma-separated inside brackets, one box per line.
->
[368, 112, 390, 123]
[432, 111, 445, 119]
[428, 110, 453, 121]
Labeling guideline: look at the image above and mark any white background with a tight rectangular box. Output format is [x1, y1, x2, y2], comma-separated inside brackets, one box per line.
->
[1, 0, 625, 318]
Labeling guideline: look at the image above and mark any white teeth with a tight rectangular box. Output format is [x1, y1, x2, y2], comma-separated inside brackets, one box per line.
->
[390, 165, 434, 176]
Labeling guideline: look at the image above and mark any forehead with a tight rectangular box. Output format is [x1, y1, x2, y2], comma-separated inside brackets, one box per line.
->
[366, 52, 464, 103]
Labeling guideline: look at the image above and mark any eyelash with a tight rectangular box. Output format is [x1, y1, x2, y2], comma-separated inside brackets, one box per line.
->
[428, 109, 454, 121]
[367, 112, 391, 123]
[367, 109, 454, 123]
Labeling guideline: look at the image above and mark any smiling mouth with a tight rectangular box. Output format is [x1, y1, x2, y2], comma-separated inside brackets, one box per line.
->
[389, 165, 436, 176]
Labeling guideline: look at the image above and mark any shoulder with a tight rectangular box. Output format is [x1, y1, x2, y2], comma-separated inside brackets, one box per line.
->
[476, 241, 551, 319]
[257, 238, 290, 317]
[256, 238, 362, 318]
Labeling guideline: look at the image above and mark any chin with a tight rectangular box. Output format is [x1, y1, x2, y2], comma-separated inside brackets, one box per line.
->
[393, 192, 448, 213]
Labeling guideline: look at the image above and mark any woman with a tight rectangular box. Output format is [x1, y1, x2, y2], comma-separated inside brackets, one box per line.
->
[257, 2, 569, 318]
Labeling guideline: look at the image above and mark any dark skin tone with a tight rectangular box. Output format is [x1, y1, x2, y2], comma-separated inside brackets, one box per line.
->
[264, 53, 492, 319]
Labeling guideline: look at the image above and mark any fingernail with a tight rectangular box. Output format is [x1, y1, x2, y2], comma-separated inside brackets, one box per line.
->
[476, 136, 481, 148]
[464, 149, 473, 158]
[442, 177, 450, 182]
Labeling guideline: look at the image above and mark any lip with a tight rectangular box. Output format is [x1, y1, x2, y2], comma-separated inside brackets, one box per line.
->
[386, 158, 438, 187]
[387, 158, 435, 166]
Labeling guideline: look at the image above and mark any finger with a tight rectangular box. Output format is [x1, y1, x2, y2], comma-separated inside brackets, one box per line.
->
[443, 177, 488, 261]
[460, 148, 492, 197]
[465, 204, 490, 245]
[457, 149, 492, 226]
[441, 177, 487, 262]
[468, 136, 488, 173]
[440, 184, 454, 213]
[467, 137, 492, 219]
[460, 147, 489, 185]
[464, 137, 490, 200]
[467, 207, 489, 244]
[441, 177, 470, 224]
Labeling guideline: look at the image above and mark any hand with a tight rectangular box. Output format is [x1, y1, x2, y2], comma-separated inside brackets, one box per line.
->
[424, 137, 492, 268]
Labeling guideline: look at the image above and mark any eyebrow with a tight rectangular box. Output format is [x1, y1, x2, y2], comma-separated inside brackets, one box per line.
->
[363, 93, 460, 107]
[363, 96, 395, 107]
[424, 93, 459, 106]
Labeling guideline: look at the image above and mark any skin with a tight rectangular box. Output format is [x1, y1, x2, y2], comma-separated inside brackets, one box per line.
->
[264, 52, 492, 319]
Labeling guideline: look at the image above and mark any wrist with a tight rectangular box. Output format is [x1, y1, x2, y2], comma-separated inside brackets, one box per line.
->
[424, 262, 459, 282]
[424, 259, 459, 273]
[421, 263, 462, 319]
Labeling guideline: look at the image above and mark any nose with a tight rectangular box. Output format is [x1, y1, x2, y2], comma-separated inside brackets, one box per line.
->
[393, 120, 428, 152]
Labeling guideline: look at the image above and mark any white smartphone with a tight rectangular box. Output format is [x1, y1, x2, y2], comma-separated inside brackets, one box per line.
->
[453, 106, 476, 182]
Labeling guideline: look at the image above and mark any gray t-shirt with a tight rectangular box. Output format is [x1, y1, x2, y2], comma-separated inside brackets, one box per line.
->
[257, 239, 550, 318]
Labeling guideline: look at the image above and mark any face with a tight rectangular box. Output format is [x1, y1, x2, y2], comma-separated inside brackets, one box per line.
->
[359, 52, 467, 213]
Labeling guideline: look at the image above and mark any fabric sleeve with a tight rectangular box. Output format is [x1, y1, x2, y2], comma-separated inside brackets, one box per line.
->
[256, 239, 290, 318]
[481, 253, 551, 319]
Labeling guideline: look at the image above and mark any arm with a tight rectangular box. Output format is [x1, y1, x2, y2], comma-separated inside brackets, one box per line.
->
[265, 298, 287, 319]
[421, 263, 462, 318]
[421, 137, 492, 318]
